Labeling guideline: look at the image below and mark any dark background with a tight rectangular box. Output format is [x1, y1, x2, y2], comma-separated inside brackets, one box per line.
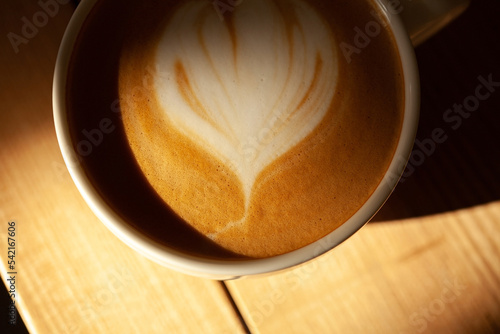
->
[373, 0, 500, 222]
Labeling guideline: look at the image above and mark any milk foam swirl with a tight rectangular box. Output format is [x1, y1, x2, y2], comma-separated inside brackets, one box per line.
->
[154, 0, 338, 203]
[116, 0, 404, 257]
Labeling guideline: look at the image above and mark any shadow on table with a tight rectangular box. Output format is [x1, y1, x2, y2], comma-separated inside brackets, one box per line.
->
[0, 280, 29, 334]
[372, 0, 500, 222]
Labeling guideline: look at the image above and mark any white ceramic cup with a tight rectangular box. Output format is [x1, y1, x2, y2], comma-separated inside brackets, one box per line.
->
[53, 0, 469, 280]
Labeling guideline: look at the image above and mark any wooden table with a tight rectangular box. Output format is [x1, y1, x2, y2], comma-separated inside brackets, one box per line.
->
[1, 0, 499, 333]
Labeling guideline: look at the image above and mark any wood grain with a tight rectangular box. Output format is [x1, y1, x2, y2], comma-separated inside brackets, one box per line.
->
[1, 0, 499, 333]
[228, 0, 500, 333]
[227, 202, 500, 333]
[0, 1, 245, 333]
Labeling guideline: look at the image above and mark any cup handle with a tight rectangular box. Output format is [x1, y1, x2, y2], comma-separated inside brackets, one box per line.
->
[397, 0, 470, 46]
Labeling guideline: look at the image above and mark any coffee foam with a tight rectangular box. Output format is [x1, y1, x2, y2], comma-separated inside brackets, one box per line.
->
[119, 0, 404, 257]
[154, 0, 337, 206]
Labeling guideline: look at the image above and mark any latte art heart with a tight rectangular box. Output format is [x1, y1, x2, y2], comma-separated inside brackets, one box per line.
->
[114, 0, 404, 257]
[154, 0, 338, 203]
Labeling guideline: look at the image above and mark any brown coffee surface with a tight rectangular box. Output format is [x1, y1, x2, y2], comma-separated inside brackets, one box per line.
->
[67, 0, 404, 258]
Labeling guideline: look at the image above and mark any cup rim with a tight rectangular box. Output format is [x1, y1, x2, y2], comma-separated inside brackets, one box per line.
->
[53, 0, 419, 280]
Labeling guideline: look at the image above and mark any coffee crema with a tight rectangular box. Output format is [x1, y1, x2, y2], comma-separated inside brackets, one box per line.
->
[68, 0, 404, 258]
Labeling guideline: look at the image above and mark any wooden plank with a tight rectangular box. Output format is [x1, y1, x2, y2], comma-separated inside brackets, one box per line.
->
[0, 2, 245, 333]
[2, 0, 499, 333]
[227, 202, 500, 334]
[226, 1, 500, 332]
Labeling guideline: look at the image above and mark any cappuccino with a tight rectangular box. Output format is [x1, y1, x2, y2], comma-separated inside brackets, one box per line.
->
[67, 0, 404, 258]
